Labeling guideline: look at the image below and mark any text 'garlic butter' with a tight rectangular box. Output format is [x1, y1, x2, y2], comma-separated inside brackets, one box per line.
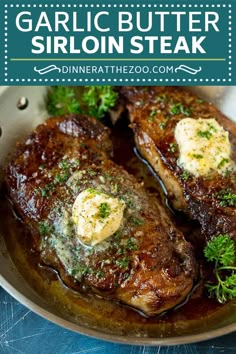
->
[175, 118, 231, 177]
[72, 189, 125, 246]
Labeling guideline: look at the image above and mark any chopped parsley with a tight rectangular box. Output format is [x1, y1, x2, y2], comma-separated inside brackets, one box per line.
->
[192, 153, 203, 159]
[58, 159, 71, 170]
[39, 183, 54, 198]
[215, 189, 236, 207]
[126, 238, 138, 251]
[156, 94, 167, 102]
[181, 170, 191, 181]
[197, 130, 213, 140]
[130, 216, 144, 226]
[103, 172, 113, 181]
[169, 103, 191, 116]
[87, 188, 98, 194]
[148, 109, 157, 122]
[87, 169, 97, 177]
[111, 183, 119, 194]
[168, 143, 177, 153]
[149, 109, 157, 117]
[222, 169, 231, 178]
[99, 202, 111, 219]
[115, 256, 131, 270]
[127, 199, 135, 209]
[71, 264, 90, 277]
[54, 172, 70, 184]
[37, 159, 75, 197]
[197, 123, 217, 140]
[39, 221, 54, 236]
[159, 122, 166, 130]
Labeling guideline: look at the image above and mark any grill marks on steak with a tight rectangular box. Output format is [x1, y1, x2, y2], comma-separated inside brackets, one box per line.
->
[5, 114, 197, 317]
[120, 86, 236, 242]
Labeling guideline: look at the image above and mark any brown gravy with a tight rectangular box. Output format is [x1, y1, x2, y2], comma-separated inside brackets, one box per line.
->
[1, 116, 235, 338]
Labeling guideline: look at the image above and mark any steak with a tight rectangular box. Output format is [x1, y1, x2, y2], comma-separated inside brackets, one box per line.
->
[120, 86, 236, 242]
[5, 114, 197, 317]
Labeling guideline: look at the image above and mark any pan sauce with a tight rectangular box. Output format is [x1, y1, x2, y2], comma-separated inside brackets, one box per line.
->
[1, 116, 235, 338]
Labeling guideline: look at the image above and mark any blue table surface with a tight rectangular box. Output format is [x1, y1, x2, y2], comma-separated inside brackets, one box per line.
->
[0, 287, 236, 354]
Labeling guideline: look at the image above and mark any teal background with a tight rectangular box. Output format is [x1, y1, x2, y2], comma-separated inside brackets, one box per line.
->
[0, 0, 235, 85]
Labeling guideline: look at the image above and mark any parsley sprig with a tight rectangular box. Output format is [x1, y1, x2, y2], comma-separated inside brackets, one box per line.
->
[47, 87, 81, 116]
[82, 86, 118, 119]
[47, 86, 118, 119]
[204, 234, 236, 303]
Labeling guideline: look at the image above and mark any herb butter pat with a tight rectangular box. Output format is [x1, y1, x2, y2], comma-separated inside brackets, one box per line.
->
[175, 118, 232, 176]
[72, 189, 125, 246]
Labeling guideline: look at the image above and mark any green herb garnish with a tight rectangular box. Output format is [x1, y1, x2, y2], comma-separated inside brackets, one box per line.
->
[58, 159, 71, 170]
[71, 264, 90, 277]
[39, 183, 54, 198]
[149, 109, 157, 117]
[197, 130, 213, 140]
[215, 189, 236, 207]
[156, 94, 167, 102]
[47, 87, 81, 116]
[39, 221, 54, 236]
[115, 257, 131, 270]
[204, 234, 236, 303]
[222, 169, 231, 178]
[148, 109, 157, 122]
[116, 237, 138, 255]
[87, 169, 97, 177]
[47, 86, 118, 119]
[87, 188, 98, 194]
[127, 199, 135, 209]
[169, 103, 191, 116]
[217, 158, 230, 170]
[181, 170, 190, 181]
[159, 122, 166, 130]
[192, 154, 203, 159]
[130, 217, 144, 226]
[168, 143, 177, 153]
[82, 86, 118, 119]
[197, 123, 217, 140]
[126, 238, 138, 251]
[99, 202, 111, 219]
[54, 172, 70, 184]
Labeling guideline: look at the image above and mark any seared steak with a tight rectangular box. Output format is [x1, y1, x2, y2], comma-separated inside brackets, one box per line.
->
[121, 86, 236, 241]
[6, 114, 197, 317]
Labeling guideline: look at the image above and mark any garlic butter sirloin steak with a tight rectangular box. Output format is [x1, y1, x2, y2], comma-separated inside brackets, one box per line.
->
[121, 87, 236, 242]
[5, 114, 197, 317]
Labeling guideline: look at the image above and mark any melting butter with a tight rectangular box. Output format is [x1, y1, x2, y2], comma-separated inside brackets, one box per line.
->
[72, 189, 125, 246]
[175, 118, 231, 177]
